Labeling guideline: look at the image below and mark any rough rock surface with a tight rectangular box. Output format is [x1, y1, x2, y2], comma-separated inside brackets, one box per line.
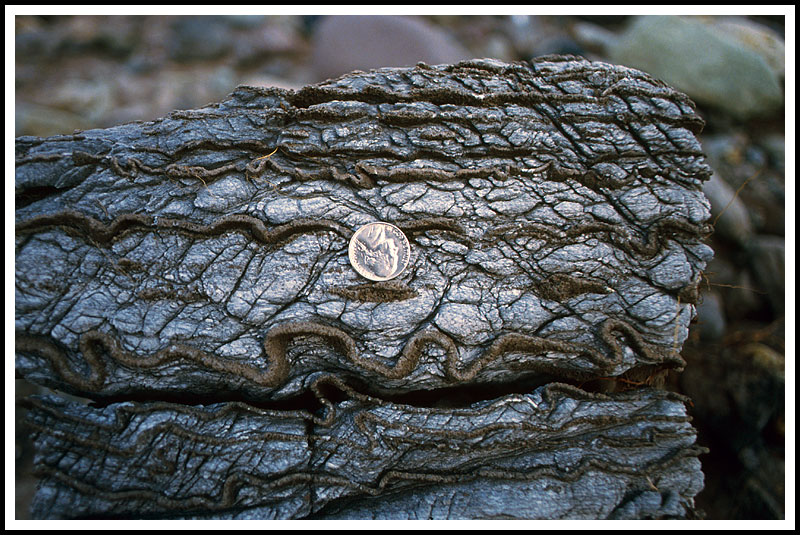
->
[25, 382, 703, 519]
[16, 56, 713, 519]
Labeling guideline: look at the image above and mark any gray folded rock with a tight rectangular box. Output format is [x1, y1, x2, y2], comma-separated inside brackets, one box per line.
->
[16, 56, 713, 519]
[25, 380, 703, 519]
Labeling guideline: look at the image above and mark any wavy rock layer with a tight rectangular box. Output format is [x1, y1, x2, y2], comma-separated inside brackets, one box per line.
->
[16, 56, 712, 519]
[26, 381, 703, 519]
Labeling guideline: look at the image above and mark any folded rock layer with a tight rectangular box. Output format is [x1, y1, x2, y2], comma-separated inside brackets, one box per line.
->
[16, 56, 713, 519]
[25, 381, 703, 519]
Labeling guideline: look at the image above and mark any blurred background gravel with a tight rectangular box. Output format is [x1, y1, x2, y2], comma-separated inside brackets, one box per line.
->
[13, 12, 789, 520]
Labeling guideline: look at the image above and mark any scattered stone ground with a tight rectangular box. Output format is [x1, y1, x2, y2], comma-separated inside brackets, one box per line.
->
[13, 14, 787, 520]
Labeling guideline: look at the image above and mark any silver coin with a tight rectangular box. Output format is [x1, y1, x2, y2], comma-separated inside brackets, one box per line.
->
[348, 222, 411, 281]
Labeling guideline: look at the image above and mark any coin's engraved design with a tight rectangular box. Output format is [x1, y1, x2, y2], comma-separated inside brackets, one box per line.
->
[349, 222, 411, 281]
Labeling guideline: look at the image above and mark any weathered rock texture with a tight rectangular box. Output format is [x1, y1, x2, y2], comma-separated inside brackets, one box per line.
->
[16, 56, 713, 519]
[25, 381, 703, 519]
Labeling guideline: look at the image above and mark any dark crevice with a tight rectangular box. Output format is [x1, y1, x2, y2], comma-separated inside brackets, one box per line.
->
[76, 386, 328, 415]
[363, 373, 577, 408]
[15, 185, 65, 209]
[25, 363, 676, 418]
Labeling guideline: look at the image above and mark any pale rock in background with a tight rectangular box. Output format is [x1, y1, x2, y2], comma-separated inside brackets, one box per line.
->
[608, 16, 784, 120]
[308, 15, 473, 82]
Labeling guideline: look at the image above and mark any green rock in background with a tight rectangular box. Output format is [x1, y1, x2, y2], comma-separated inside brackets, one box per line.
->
[609, 16, 784, 120]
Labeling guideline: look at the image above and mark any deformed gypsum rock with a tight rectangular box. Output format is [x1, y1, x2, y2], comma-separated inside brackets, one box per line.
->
[25, 380, 704, 520]
[15, 56, 713, 519]
[15, 56, 714, 400]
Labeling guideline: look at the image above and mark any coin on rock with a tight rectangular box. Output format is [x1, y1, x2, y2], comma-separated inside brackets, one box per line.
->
[348, 222, 411, 281]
